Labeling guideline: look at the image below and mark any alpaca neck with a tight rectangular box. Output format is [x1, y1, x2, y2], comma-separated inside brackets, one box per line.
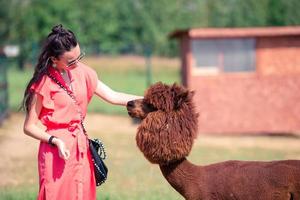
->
[159, 158, 203, 199]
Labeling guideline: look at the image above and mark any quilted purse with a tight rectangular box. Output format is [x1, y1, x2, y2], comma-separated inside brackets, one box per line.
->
[89, 138, 108, 186]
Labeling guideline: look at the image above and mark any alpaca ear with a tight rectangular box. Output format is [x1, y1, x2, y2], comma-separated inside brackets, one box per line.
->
[175, 90, 189, 109]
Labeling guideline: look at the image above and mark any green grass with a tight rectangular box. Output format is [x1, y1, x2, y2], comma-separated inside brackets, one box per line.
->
[7, 56, 180, 114]
[1, 124, 299, 200]
[0, 136, 296, 200]
[89, 67, 179, 114]
[189, 145, 287, 164]
[0, 187, 37, 200]
[7, 67, 32, 112]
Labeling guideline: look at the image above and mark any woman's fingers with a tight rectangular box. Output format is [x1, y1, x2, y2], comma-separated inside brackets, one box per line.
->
[59, 149, 70, 160]
[56, 139, 70, 160]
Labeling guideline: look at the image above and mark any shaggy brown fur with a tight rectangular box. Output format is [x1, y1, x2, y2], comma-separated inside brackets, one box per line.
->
[127, 82, 198, 164]
[127, 82, 300, 200]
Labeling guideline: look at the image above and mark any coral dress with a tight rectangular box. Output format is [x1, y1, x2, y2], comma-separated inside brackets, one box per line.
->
[30, 64, 98, 200]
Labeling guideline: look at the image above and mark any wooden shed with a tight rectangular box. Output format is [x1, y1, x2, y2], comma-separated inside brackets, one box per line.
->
[170, 26, 300, 134]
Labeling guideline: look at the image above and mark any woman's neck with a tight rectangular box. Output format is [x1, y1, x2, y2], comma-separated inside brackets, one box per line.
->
[159, 158, 203, 199]
[57, 68, 72, 90]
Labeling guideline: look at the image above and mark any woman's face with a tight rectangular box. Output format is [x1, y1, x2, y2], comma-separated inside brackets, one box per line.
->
[52, 44, 84, 71]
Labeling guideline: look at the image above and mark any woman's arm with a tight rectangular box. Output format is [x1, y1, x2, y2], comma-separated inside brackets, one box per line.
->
[23, 94, 70, 160]
[94, 80, 143, 106]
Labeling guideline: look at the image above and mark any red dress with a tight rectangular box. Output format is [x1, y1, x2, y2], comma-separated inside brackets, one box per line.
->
[31, 64, 98, 200]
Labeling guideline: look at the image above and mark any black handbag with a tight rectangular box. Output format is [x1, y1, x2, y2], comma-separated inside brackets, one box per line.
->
[89, 138, 108, 186]
[47, 72, 108, 186]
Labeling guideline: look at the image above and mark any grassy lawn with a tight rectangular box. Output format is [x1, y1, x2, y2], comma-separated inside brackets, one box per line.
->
[7, 55, 180, 114]
[1, 113, 300, 200]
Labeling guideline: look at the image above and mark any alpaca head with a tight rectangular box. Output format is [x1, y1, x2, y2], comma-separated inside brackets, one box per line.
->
[127, 82, 198, 165]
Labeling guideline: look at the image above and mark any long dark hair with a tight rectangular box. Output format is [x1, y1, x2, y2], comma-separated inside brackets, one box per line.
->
[21, 24, 78, 113]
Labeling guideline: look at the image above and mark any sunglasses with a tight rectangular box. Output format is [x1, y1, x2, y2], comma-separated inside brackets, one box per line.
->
[66, 52, 85, 67]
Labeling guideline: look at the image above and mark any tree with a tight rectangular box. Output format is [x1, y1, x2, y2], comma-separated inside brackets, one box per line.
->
[1, 0, 300, 64]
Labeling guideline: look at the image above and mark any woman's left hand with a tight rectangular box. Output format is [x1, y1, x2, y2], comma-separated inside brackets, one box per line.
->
[53, 138, 70, 160]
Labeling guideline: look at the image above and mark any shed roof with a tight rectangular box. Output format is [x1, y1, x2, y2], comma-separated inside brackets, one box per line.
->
[169, 26, 300, 39]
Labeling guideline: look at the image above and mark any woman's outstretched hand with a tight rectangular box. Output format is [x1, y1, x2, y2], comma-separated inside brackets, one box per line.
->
[53, 138, 70, 160]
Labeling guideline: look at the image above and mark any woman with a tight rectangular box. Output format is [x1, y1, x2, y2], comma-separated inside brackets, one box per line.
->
[22, 24, 142, 200]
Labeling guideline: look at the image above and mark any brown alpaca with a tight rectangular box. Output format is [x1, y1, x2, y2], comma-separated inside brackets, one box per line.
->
[127, 82, 300, 200]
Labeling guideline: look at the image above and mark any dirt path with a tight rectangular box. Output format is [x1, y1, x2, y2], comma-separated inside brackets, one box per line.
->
[1, 113, 300, 187]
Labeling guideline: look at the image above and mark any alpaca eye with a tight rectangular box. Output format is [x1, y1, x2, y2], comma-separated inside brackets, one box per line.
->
[146, 103, 154, 108]
[143, 103, 157, 112]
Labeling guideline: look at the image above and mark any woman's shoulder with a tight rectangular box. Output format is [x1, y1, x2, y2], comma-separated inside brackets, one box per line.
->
[76, 63, 99, 95]
[77, 63, 96, 73]
[76, 63, 98, 79]
[30, 74, 51, 92]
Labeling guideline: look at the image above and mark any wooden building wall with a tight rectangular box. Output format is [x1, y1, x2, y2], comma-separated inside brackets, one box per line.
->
[179, 34, 300, 134]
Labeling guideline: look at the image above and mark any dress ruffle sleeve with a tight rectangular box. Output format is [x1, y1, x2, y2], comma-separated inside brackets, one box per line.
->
[82, 65, 99, 102]
[30, 75, 55, 110]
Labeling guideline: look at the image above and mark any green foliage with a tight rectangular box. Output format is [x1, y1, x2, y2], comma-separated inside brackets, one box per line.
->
[1, 0, 300, 65]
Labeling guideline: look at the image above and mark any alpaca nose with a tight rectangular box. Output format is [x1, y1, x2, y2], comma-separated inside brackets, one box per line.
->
[127, 100, 135, 109]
